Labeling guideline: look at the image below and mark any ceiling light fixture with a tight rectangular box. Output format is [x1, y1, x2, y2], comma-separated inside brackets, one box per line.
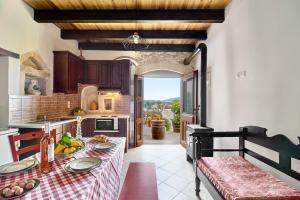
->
[122, 32, 149, 51]
[122, 0, 150, 51]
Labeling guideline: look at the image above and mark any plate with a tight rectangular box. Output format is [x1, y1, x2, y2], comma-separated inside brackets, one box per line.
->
[93, 142, 116, 151]
[0, 179, 40, 200]
[0, 160, 36, 175]
[67, 157, 102, 171]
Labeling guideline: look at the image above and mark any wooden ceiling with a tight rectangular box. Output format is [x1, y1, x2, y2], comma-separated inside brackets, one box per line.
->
[23, 0, 230, 10]
[55, 23, 211, 31]
[23, 0, 231, 52]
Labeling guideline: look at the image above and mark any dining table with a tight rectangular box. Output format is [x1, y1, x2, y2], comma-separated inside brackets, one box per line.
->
[0, 137, 126, 200]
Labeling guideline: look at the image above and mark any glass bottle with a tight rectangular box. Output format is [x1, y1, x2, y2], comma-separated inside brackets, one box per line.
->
[40, 122, 54, 174]
[76, 116, 82, 139]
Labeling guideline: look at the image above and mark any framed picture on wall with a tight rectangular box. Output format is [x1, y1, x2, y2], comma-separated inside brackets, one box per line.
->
[101, 96, 114, 112]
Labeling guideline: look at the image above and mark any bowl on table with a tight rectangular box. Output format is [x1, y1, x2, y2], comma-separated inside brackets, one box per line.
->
[54, 134, 86, 160]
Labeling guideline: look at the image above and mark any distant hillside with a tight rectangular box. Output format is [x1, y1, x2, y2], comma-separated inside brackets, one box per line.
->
[162, 97, 180, 103]
[144, 97, 179, 104]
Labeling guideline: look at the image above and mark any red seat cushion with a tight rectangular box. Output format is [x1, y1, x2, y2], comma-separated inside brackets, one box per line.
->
[197, 156, 300, 200]
[119, 162, 158, 200]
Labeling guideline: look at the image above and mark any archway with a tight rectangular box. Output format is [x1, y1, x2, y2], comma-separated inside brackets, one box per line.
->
[141, 70, 182, 145]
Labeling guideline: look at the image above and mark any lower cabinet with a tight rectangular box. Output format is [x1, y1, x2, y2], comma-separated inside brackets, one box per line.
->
[81, 118, 96, 137]
[81, 117, 129, 151]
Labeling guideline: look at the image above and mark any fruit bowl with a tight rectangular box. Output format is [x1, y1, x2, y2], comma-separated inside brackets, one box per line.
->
[54, 134, 86, 160]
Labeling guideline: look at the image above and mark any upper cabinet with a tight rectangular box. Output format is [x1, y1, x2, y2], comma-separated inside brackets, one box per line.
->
[85, 61, 99, 84]
[53, 51, 84, 94]
[85, 60, 131, 95]
[53, 53, 131, 95]
[98, 61, 113, 88]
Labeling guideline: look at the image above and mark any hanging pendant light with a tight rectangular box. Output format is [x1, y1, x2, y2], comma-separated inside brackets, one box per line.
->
[122, 0, 150, 51]
[122, 32, 149, 51]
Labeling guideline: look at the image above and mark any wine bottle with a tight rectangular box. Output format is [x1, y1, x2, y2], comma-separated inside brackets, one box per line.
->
[40, 122, 54, 174]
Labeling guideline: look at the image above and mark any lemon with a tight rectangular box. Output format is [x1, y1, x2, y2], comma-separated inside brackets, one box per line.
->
[64, 147, 77, 154]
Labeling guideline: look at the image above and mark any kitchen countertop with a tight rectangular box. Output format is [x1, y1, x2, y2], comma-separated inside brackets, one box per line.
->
[81, 114, 130, 119]
[9, 114, 130, 129]
[9, 118, 77, 129]
[0, 128, 18, 136]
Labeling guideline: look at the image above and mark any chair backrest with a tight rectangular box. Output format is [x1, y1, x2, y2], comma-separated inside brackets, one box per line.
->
[8, 130, 56, 161]
[240, 126, 300, 182]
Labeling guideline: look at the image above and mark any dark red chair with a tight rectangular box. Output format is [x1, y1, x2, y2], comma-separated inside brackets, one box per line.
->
[8, 130, 56, 161]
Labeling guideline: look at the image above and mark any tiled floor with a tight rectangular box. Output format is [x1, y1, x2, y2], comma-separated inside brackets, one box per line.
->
[120, 145, 213, 200]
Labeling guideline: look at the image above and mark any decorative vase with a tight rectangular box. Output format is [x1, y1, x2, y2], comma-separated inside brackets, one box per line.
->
[90, 101, 98, 110]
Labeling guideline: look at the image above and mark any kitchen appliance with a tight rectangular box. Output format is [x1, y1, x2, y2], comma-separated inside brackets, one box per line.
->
[95, 117, 118, 132]
[186, 124, 213, 162]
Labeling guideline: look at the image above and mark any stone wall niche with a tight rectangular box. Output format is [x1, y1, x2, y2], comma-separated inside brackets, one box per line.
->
[20, 51, 50, 96]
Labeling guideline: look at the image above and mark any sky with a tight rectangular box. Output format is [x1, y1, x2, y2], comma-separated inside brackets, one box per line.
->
[144, 78, 180, 100]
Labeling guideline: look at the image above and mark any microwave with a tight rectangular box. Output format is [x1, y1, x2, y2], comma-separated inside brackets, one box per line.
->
[95, 118, 118, 132]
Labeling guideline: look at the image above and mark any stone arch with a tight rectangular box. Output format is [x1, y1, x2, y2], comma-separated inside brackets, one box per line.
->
[134, 52, 195, 75]
[141, 69, 183, 77]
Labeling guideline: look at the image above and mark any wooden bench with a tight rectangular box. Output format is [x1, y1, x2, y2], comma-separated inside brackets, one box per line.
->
[192, 126, 300, 200]
[119, 162, 158, 200]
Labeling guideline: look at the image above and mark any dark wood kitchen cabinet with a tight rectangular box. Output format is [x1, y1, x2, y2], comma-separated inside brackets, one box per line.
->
[121, 63, 130, 95]
[85, 61, 99, 84]
[81, 117, 129, 151]
[53, 53, 130, 95]
[111, 62, 122, 88]
[53, 51, 83, 93]
[84, 60, 131, 95]
[81, 118, 96, 137]
[98, 61, 113, 88]
[99, 60, 130, 94]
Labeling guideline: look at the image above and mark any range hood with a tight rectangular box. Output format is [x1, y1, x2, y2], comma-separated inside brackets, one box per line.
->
[98, 88, 121, 95]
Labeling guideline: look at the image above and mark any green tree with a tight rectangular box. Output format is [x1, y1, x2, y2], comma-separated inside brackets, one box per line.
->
[171, 100, 180, 125]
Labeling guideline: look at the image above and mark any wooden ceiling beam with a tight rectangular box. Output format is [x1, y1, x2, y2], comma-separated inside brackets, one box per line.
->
[61, 30, 207, 40]
[34, 9, 224, 23]
[78, 42, 195, 52]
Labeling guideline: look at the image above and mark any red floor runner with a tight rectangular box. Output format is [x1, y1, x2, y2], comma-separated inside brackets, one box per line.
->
[119, 162, 158, 200]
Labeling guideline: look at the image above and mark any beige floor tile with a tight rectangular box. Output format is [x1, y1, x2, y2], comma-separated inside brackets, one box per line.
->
[164, 174, 191, 191]
[156, 168, 173, 182]
[172, 193, 200, 200]
[158, 183, 179, 200]
[121, 144, 210, 200]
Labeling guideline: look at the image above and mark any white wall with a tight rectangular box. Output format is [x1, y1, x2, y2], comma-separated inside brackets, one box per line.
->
[196, 0, 300, 188]
[0, 57, 9, 128]
[0, 0, 79, 94]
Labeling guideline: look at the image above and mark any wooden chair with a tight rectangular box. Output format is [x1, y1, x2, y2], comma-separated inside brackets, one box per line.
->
[8, 130, 56, 161]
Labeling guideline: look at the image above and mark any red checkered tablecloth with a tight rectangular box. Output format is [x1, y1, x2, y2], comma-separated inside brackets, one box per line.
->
[0, 137, 126, 200]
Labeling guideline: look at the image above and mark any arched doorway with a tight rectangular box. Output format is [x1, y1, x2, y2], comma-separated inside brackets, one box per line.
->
[134, 70, 182, 146]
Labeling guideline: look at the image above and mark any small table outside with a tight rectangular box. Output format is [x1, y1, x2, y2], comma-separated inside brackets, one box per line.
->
[0, 137, 126, 200]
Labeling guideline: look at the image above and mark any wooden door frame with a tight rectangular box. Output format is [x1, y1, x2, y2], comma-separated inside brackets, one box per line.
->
[134, 75, 144, 147]
[180, 70, 199, 147]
